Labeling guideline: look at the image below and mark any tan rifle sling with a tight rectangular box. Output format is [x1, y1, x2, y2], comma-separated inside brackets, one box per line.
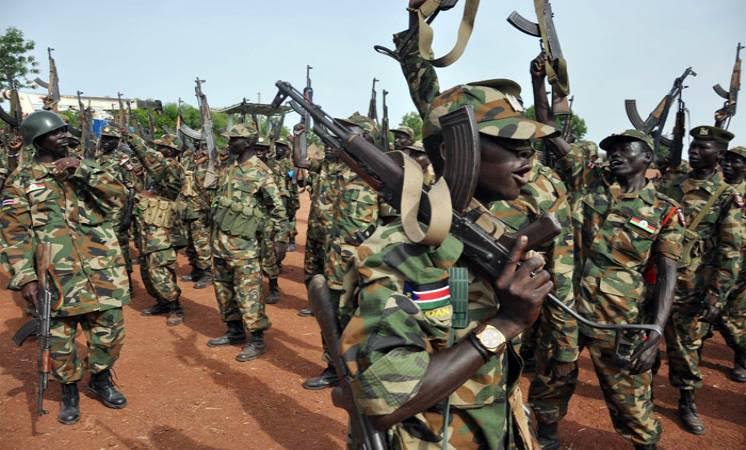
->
[680, 182, 729, 266]
[417, 0, 480, 68]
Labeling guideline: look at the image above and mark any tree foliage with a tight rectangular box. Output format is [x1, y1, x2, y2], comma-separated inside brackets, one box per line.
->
[0, 27, 39, 90]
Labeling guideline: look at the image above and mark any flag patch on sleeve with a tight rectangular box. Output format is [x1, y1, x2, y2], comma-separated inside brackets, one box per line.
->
[404, 280, 451, 311]
[629, 217, 657, 234]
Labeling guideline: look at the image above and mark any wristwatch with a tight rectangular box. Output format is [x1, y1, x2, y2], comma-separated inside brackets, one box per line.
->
[472, 324, 506, 356]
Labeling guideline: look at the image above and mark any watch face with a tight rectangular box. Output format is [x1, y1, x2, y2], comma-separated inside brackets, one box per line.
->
[480, 327, 503, 349]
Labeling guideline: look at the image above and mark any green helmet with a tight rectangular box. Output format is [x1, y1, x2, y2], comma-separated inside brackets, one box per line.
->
[21, 110, 68, 145]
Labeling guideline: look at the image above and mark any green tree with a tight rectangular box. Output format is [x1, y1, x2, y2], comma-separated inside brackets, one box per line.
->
[399, 111, 423, 141]
[524, 105, 588, 140]
[0, 27, 39, 89]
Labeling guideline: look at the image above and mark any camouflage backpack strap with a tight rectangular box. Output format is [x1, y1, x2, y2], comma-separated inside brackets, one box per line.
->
[680, 182, 729, 266]
[417, 0, 481, 68]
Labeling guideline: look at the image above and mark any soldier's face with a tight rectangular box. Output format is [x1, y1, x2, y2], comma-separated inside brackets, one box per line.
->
[158, 145, 175, 158]
[721, 152, 746, 183]
[688, 139, 722, 170]
[276, 144, 289, 158]
[100, 136, 120, 152]
[394, 133, 413, 149]
[475, 136, 534, 201]
[607, 141, 651, 177]
[229, 137, 250, 155]
[36, 126, 69, 157]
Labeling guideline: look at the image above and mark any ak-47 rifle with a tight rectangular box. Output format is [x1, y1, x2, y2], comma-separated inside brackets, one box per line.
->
[713, 42, 743, 129]
[12, 242, 54, 416]
[0, 73, 24, 173]
[34, 47, 61, 112]
[508, 0, 570, 115]
[367, 78, 379, 123]
[194, 78, 218, 188]
[561, 96, 574, 142]
[274, 79, 664, 436]
[296, 66, 313, 163]
[625, 67, 696, 154]
[76, 91, 95, 159]
[667, 94, 687, 170]
[382, 89, 390, 151]
[117, 92, 128, 130]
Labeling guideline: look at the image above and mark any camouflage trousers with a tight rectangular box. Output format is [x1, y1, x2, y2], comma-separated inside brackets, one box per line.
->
[527, 343, 578, 426]
[325, 242, 359, 321]
[664, 300, 710, 391]
[287, 195, 299, 242]
[170, 215, 189, 250]
[212, 257, 270, 332]
[49, 307, 125, 383]
[185, 215, 212, 272]
[716, 286, 746, 354]
[303, 233, 327, 285]
[141, 248, 181, 303]
[259, 225, 280, 279]
[535, 334, 660, 446]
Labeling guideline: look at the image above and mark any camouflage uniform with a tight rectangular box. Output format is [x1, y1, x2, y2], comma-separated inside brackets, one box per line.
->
[658, 155, 743, 392]
[211, 147, 287, 334]
[276, 140, 300, 246]
[177, 151, 213, 278]
[1, 156, 129, 382]
[129, 135, 183, 308]
[487, 161, 579, 426]
[304, 156, 343, 284]
[556, 133, 685, 446]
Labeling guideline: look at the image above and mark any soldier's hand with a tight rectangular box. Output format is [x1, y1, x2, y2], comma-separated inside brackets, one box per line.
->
[52, 157, 81, 177]
[491, 236, 553, 339]
[700, 304, 721, 323]
[274, 242, 288, 262]
[21, 281, 39, 309]
[530, 53, 548, 80]
[292, 123, 306, 136]
[629, 330, 661, 374]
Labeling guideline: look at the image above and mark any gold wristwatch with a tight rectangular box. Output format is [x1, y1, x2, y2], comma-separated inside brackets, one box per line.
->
[473, 324, 506, 354]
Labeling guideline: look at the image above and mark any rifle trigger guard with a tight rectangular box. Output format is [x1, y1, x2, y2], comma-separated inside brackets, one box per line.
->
[373, 45, 401, 62]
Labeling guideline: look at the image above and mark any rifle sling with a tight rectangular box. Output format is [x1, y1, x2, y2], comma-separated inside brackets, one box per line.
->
[686, 183, 729, 232]
[418, 0, 480, 68]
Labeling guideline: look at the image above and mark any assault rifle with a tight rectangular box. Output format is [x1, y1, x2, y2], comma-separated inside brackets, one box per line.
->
[382, 89, 390, 151]
[367, 78, 379, 122]
[561, 96, 574, 142]
[77, 91, 95, 159]
[625, 67, 696, 154]
[713, 42, 743, 129]
[297, 66, 313, 163]
[34, 48, 61, 112]
[12, 242, 54, 416]
[194, 77, 218, 188]
[117, 92, 128, 130]
[666, 94, 688, 170]
[0, 74, 24, 173]
[508, 0, 570, 115]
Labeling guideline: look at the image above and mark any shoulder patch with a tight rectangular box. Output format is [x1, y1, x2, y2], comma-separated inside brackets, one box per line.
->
[734, 193, 744, 208]
[25, 183, 45, 194]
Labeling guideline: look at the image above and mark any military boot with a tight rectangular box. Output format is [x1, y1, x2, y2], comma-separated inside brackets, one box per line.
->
[141, 300, 170, 316]
[266, 278, 280, 304]
[678, 389, 704, 434]
[731, 351, 746, 382]
[207, 320, 246, 347]
[288, 240, 297, 252]
[536, 422, 560, 450]
[88, 369, 127, 409]
[194, 271, 212, 289]
[58, 382, 80, 425]
[302, 365, 339, 390]
[235, 331, 266, 362]
[166, 299, 184, 326]
[180, 268, 200, 282]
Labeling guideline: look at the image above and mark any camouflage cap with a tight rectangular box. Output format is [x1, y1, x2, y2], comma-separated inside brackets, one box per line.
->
[392, 126, 415, 139]
[423, 79, 557, 141]
[275, 135, 290, 147]
[254, 135, 270, 147]
[335, 112, 379, 137]
[100, 124, 121, 138]
[599, 129, 654, 152]
[726, 145, 746, 159]
[223, 123, 259, 139]
[690, 125, 735, 145]
[152, 134, 179, 150]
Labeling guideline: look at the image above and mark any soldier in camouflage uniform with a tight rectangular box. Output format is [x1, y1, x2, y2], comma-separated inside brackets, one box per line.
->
[255, 136, 284, 304]
[657, 126, 742, 434]
[128, 134, 185, 326]
[716, 145, 746, 382]
[341, 79, 558, 449]
[275, 137, 300, 251]
[206, 123, 288, 362]
[1, 111, 129, 425]
[0, 133, 23, 190]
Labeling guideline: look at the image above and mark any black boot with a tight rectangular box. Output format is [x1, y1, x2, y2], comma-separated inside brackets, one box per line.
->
[141, 300, 170, 316]
[678, 389, 704, 435]
[207, 320, 246, 347]
[58, 382, 80, 425]
[235, 331, 266, 362]
[266, 278, 280, 304]
[166, 299, 184, 326]
[88, 369, 127, 409]
[302, 365, 339, 390]
[731, 351, 746, 383]
[180, 268, 200, 282]
[194, 271, 212, 289]
[536, 422, 560, 450]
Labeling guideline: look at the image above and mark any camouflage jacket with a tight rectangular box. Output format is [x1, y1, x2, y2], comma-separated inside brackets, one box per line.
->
[328, 166, 381, 247]
[488, 161, 578, 362]
[657, 170, 743, 308]
[341, 222, 534, 449]
[307, 158, 344, 242]
[574, 169, 684, 340]
[177, 154, 212, 218]
[212, 155, 288, 260]
[130, 136, 183, 201]
[0, 158, 130, 317]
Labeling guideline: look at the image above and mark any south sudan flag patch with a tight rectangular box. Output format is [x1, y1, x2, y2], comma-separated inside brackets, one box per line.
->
[629, 217, 657, 234]
[404, 279, 451, 311]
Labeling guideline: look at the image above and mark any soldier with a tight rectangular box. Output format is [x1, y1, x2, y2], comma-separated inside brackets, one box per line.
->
[128, 134, 185, 326]
[657, 126, 742, 435]
[206, 123, 287, 362]
[708, 145, 745, 382]
[275, 137, 300, 251]
[1, 111, 129, 424]
[255, 136, 284, 304]
[0, 133, 23, 190]
[391, 125, 415, 149]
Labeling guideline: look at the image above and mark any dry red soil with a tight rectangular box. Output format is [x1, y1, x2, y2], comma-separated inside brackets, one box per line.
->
[1, 196, 744, 449]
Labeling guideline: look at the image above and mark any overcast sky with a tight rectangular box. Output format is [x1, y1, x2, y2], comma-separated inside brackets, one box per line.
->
[3, 0, 745, 144]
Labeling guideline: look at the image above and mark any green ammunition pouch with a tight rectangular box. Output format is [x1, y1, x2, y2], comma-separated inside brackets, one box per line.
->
[213, 196, 263, 239]
[138, 196, 176, 228]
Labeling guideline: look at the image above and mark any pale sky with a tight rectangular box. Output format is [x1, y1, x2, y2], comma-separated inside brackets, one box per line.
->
[3, 0, 745, 144]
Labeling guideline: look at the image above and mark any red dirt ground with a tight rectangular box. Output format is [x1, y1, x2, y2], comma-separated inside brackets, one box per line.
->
[1, 196, 744, 449]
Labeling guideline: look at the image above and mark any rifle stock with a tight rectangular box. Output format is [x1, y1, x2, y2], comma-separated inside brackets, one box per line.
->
[34, 242, 53, 416]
